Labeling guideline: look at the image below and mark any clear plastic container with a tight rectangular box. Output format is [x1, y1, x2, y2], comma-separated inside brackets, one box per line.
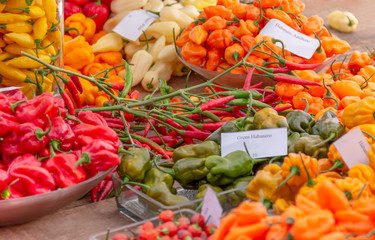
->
[89, 209, 198, 240]
[112, 173, 248, 221]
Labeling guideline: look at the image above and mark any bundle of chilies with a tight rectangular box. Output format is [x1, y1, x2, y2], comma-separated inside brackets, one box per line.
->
[0, 90, 121, 200]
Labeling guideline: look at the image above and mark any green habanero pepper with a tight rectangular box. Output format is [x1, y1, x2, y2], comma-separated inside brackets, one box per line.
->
[143, 168, 176, 194]
[288, 135, 328, 158]
[287, 132, 309, 148]
[310, 110, 338, 135]
[195, 184, 225, 205]
[235, 117, 255, 131]
[286, 110, 315, 133]
[117, 147, 152, 182]
[225, 176, 254, 206]
[253, 108, 288, 129]
[172, 140, 220, 162]
[311, 111, 344, 144]
[206, 121, 241, 144]
[205, 150, 253, 186]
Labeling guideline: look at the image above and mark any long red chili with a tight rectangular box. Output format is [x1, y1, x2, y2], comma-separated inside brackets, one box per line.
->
[148, 136, 178, 144]
[249, 82, 263, 89]
[273, 105, 292, 112]
[189, 110, 231, 120]
[178, 130, 211, 141]
[97, 180, 113, 201]
[192, 95, 235, 113]
[65, 80, 82, 108]
[261, 92, 278, 103]
[70, 75, 83, 93]
[243, 66, 255, 91]
[272, 75, 321, 86]
[130, 134, 168, 156]
[270, 67, 292, 73]
[284, 61, 322, 70]
[103, 117, 123, 124]
[61, 92, 75, 115]
[107, 122, 124, 129]
[232, 111, 246, 118]
[192, 122, 225, 131]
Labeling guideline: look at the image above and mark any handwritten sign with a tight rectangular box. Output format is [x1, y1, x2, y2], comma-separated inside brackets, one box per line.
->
[201, 186, 223, 227]
[113, 10, 158, 41]
[259, 19, 320, 59]
[221, 128, 288, 158]
[333, 127, 371, 168]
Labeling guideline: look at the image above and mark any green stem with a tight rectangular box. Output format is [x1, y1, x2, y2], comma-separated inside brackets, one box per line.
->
[277, 166, 300, 188]
[320, 159, 344, 173]
[299, 153, 315, 187]
[152, 157, 175, 177]
[35, 115, 51, 140]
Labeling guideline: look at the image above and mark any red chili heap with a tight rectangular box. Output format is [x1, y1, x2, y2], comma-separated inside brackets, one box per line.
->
[0, 90, 120, 200]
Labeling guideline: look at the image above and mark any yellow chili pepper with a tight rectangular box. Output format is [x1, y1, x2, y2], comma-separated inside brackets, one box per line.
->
[342, 97, 375, 128]
[0, 13, 30, 24]
[47, 29, 61, 50]
[65, 13, 96, 42]
[5, 54, 51, 68]
[4, 32, 34, 48]
[0, 22, 33, 33]
[41, 37, 56, 55]
[4, 43, 40, 56]
[0, 61, 28, 82]
[5, 0, 35, 9]
[348, 164, 375, 194]
[33, 16, 47, 40]
[334, 177, 373, 203]
[42, 0, 56, 25]
[63, 35, 95, 70]
[368, 143, 375, 173]
[0, 52, 15, 61]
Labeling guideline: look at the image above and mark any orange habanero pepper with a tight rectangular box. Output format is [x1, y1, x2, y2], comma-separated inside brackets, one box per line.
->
[348, 51, 373, 74]
[224, 43, 244, 65]
[203, 5, 233, 20]
[202, 16, 227, 31]
[189, 25, 208, 45]
[207, 29, 233, 49]
[181, 41, 207, 66]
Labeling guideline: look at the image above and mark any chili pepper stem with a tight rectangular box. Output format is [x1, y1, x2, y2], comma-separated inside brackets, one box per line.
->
[74, 152, 91, 170]
[1, 179, 19, 199]
[11, 100, 27, 113]
[35, 115, 52, 140]
[152, 157, 175, 178]
[122, 177, 150, 191]
[313, 132, 336, 147]
[118, 147, 133, 155]
[277, 166, 300, 188]
[299, 153, 316, 187]
[320, 159, 344, 173]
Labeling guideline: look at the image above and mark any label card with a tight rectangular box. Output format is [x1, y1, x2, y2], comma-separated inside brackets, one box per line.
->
[221, 128, 288, 158]
[333, 127, 371, 168]
[259, 19, 320, 59]
[113, 10, 159, 41]
[0, 87, 21, 93]
[201, 186, 223, 227]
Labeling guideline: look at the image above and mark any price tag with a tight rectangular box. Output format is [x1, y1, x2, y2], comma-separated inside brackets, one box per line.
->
[113, 10, 159, 41]
[0, 87, 21, 93]
[201, 186, 223, 227]
[221, 128, 288, 158]
[333, 127, 371, 168]
[259, 19, 320, 59]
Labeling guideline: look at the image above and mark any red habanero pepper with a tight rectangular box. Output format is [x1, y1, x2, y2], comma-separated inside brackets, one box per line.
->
[45, 153, 86, 188]
[2, 89, 27, 104]
[67, 0, 90, 7]
[64, 1, 82, 19]
[77, 111, 108, 126]
[7, 154, 56, 196]
[75, 140, 120, 177]
[0, 111, 19, 137]
[83, 0, 109, 32]
[0, 93, 12, 114]
[47, 116, 75, 152]
[72, 123, 120, 149]
[0, 170, 23, 200]
[14, 92, 67, 128]
[0, 122, 51, 156]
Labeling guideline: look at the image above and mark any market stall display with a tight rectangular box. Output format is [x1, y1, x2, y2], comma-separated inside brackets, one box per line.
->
[1, 0, 375, 239]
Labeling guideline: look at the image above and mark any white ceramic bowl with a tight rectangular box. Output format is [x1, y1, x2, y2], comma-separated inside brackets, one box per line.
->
[0, 166, 115, 226]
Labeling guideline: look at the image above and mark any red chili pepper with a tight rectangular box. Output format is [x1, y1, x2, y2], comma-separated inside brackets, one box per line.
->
[183, 136, 195, 145]
[0, 93, 12, 114]
[67, 0, 90, 7]
[147, 136, 178, 144]
[232, 110, 246, 118]
[47, 116, 75, 152]
[192, 95, 236, 114]
[90, 180, 104, 202]
[178, 130, 211, 141]
[271, 75, 321, 86]
[65, 79, 82, 108]
[261, 92, 278, 103]
[249, 82, 263, 89]
[83, 0, 109, 32]
[284, 61, 322, 70]
[103, 117, 122, 124]
[61, 92, 75, 115]
[130, 134, 168, 156]
[0, 122, 51, 156]
[0, 111, 19, 137]
[70, 75, 83, 94]
[144, 119, 155, 137]
[73, 123, 120, 149]
[269, 67, 292, 73]
[75, 140, 120, 177]
[78, 111, 108, 126]
[107, 122, 124, 129]
[97, 180, 113, 201]
[45, 153, 87, 188]
[2, 89, 27, 104]
[193, 122, 225, 131]
[243, 66, 255, 91]
[130, 90, 140, 100]
[64, 1, 82, 19]
[273, 105, 292, 113]
[109, 83, 124, 91]
[14, 92, 66, 128]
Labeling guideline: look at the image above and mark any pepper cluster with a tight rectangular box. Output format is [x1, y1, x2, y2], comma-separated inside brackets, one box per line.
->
[0, 90, 120, 200]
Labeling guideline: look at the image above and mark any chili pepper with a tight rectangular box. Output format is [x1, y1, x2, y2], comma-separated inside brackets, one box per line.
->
[189, 25, 208, 45]
[331, 80, 363, 100]
[63, 78, 82, 108]
[47, 116, 75, 152]
[348, 164, 375, 193]
[204, 5, 233, 20]
[243, 67, 256, 91]
[321, 36, 351, 57]
[288, 135, 329, 158]
[205, 48, 224, 71]
[14, 92, 66, 128]
[7, 154, 56, 196]
[61, 92, 75, 115]
[70, 75, 83, 94]
[0, 111, 19, 137]
[180, 41, 207, 66]
[225, 176, 253, 206]
[73, 123, 120, 149]
[253, 108, 288, 129]
[206, 29, 233, 49]
[202, 16, 227, 31]
[195, 184, 225, 204]
[95, 179, 113, 202]
[311, 110, 345, 144]
[143, 167, 176, 194]
[63, 36, 95, 70]
[224, 43, 245, 65]
[227, 98, 272, 108]
[205, 150, 253, 186]
[75, 139, 120, 177]
[83, 0, 109, 32]
[64, 1, 82, 19]
[90, 179, 105, 202]
[191, 95, 235, 114]
[2, 89, 27, 104]
[269, 74, 322, 86]
[65, 13, 96, 42]
[130, 134, 168, 157]
[172, 140, 220, 162]
[77, 111, 108, 126]
[117, 147, 151, 182]
[348, 51, 373, 74]
[286, 109, 315, 133]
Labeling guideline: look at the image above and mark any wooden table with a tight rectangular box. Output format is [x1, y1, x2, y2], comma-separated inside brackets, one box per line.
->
[1, 0, 375, 239]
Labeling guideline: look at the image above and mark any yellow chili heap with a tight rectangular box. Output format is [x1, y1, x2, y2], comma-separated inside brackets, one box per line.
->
[0, 0, 62, 99]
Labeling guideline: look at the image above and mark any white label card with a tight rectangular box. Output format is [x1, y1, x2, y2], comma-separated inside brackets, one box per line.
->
[259, 19, 320, 59]
[113, 10, 159, 41]
[333, 127, 371, 168]
[221, 128, 288, 158]
[0, 87, 21, 93]
[201, 186, 223, 227]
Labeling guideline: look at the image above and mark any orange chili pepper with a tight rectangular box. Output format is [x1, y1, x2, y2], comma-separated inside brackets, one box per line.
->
[317, 158, 334, 173]
[292, 92, 313, 110]
[205, 48, 224, 71]
[301, 15, 324, 35]
[211, 212, 237, 240]
[91, 30, 107, 45]
[253, 34, 281, 59]
[275, 82, 304, 98]
[319, 232, 346, 240]
[326, 62, 353, 80]
[338, 96, 361, 110]
[207, 29, 233, 49]
[316, 180, 350, 212]
[63, 36, 95, 70]
[294, 70, 320, 82]
[233, 19, 252, 38]
[82, 62, 116, 78]
[181, 41, 207, 66]
[246, 5, 261, 21]
[281, 0, 305, 15]
[176, 30, 191, 48]
[245, 20, 260, 35]
[254, 0, 283, 9]
[321, 36, 351, 58]
[236, 202, 268, 226]
[216, 0, 238, 7]
[224, 43, 244, 65]
[335, 210, 375, 234]
[305, 47, 327, 64]
[244, 54, 264, 68]
[228, 3, 249, 20]
[352, 198, 375, 222]
[189, 25, 208, 45]
[348, 51, 373, 74]
[203, 5, 233, 20]
[94, 51, 123, 68]
[65, 13, 96, 42]
[224, 222, 269, 240]
[202, 16, 227, 31]
[265, 9, 293, 27]
[64, 34, 73, 43]
[331, 80, 363, 99]
[358, 65, 375, 82]
[241, 35, 256, 52]
[295, 194, 322, 214]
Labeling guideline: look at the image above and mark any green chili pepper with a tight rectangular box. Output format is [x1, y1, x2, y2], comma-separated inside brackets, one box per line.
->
[220, 90, 263, 99]
[288, 135, 328, 158]
[195, 184, 225, 205]
[225, 176, 253, 206]
[253, 108, 288, 129]
[117, 147, 152, 182]
[143, 168, 176, 194]
[172, 141, 220, 162]
[286, 110, 315, 133]
[119, 59, 132, 98]
[310, 110, 344, 144]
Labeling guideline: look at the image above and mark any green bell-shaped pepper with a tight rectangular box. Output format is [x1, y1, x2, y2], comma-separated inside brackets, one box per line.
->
[253, 108, 288, 129]
[310, 110, 338, 135]
[172, 141, 220, 162]
[225, 176, 253, 206]
[205, 150, 253, 186]
[143, 168, 176, 194]
[117, 147, 152, 182]
[286, 110, 315, 133]
[288, 135, 328, 158]
[311, 110, 345, 144]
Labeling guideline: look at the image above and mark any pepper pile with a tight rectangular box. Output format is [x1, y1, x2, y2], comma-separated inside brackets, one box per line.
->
[177, 0, 350, 74]
[111, 210, 217, 240]
[0, 90, 120, 200]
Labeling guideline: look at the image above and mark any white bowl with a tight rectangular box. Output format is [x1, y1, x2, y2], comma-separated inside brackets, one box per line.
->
[0, 166, 115, 226]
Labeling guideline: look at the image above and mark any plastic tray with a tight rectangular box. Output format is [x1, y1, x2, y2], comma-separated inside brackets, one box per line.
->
[89, 209, 197, 240]
[112, 173, 248, 221]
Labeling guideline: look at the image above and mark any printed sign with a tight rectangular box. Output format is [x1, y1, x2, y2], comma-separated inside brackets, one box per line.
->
[259, 19, 320, 59]
[113, 10, 159, 41]
[201, 186, 223, 227]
